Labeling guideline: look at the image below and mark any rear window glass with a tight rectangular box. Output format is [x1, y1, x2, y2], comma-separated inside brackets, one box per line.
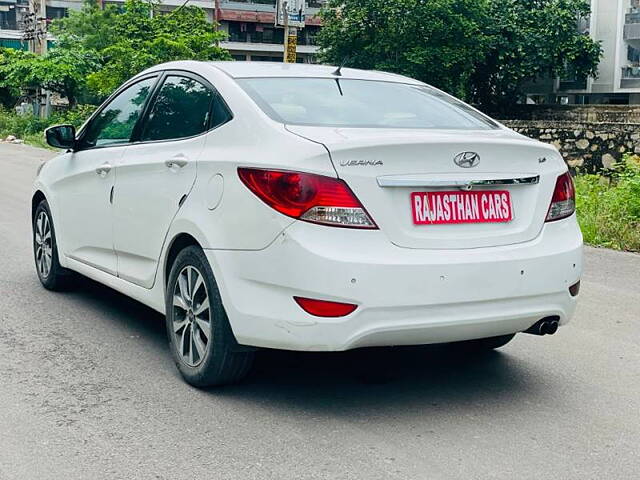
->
[237, 78, 497, 130]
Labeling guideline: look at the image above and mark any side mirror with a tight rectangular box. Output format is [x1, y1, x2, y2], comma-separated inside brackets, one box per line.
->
[45, 124, 76, 150]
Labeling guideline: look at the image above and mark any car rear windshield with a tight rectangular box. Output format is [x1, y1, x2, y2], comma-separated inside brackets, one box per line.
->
[237, 78, 498, 130]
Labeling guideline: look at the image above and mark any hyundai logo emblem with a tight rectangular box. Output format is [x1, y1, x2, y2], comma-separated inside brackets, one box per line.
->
[453, 152, 480, 168]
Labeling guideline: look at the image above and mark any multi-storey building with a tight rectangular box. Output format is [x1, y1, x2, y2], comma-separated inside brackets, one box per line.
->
[0, 0, 323, 62]
[527, 0, 640, 105]
[0, 0, 29, 49]
[216, 0, 322, 62]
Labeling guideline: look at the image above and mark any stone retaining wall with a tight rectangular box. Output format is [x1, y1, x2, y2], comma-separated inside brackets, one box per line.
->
[502, 120, 640, 172]
[491, 105, 640, 124]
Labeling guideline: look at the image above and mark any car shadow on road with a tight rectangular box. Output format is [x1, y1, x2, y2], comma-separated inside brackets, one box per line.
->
[73, 278, 541, 417]
[215, 345, 538, 418]
[71, 278, 168, 345]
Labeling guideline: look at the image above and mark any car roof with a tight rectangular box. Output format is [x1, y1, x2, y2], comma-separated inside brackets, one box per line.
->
[207, 61, 424, 85]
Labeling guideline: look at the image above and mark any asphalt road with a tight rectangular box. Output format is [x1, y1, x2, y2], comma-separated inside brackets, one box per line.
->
[0, 143, 639, 480]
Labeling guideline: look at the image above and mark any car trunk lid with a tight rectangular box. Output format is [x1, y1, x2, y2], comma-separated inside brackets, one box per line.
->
[287, 126, 564, 249]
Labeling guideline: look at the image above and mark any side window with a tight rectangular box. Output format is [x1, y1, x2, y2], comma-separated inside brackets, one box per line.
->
[141, 75, 224, 142]
[211, 91, 233, 129]
[81, 77, 157, 148]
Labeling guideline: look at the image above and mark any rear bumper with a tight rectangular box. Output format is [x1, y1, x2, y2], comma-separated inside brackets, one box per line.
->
[206, 217, 582, 351]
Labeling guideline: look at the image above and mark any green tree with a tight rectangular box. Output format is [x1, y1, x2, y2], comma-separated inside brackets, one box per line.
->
[470, 0, 602, 111]
[317, 0, 601, 108]
[317, 0, 490, 99]
[52, 0, 231, 97]
[0, 47, 99, 107]
[48, 0, 121, 52]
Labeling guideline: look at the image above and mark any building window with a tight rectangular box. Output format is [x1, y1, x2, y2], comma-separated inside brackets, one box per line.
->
[45, 6, 67, 20]
[227, 22, 248, 42]
[0, 5, 17, 30]
[225, 22, 286, 45]
[250, 55, 283, 62]
[298, 25, 319, 45]
[252, 24, 283, 44]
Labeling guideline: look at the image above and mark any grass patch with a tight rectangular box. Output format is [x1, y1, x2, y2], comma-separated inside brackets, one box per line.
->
[575, 155, 640, 252]
[21, 132, 51, 149]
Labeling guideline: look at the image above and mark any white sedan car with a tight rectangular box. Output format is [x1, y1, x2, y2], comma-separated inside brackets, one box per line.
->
[34, 61, 582, 386]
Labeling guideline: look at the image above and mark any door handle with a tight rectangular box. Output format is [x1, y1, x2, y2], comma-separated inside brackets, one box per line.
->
[165, 157, 188, 169]
[95, 163, 112, 177]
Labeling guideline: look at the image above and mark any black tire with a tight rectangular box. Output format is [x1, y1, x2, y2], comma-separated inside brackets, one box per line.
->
[165, 245, 254, 387]
[33, 199, 74, 291]
[452, 334, 516, 352]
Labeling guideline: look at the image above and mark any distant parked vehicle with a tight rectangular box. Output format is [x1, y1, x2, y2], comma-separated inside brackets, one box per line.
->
[33, 61, 582, 386]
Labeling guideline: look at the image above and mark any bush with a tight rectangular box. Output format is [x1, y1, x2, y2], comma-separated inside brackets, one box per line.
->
[54, 104, 96, 128]
[0, 105, 96, 146]
[0, 109, 49, 138]
[575, 155, 640, 252]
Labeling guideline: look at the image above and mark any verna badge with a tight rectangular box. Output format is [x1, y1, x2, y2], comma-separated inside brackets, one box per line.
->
[453, 152, 480, 168]
[339, 160, 384, 167]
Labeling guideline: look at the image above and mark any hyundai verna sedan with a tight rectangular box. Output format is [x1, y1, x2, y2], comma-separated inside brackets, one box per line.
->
[34, 61, 582, 386]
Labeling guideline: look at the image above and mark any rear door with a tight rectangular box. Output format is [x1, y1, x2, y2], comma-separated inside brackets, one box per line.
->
[287, 126, 562, 250]
[113, 72, 231, 288]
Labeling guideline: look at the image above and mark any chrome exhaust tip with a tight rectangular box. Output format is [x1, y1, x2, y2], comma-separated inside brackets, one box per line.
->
[525, 316, 560, 336]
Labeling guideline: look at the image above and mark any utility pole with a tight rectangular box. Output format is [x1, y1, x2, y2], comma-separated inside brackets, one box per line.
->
[214, 0, 221, 24]
[22, 0, 49, 117]
[282, 1, 290, 63]
[38, 0, 47, 55]
[24, 0, 47, 55]
[285, 25, 297, 64]
[278, 0, 301, 64]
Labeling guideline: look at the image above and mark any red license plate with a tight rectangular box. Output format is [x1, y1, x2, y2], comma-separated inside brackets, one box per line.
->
[411, 190, 513, 225]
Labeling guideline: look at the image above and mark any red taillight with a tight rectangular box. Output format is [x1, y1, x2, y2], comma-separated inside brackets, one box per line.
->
[294, 296, 358, 317]
[546, 172, 576, 222]
[238, 168, 377, 229]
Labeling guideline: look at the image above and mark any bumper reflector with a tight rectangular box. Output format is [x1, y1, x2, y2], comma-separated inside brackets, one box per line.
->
[294, 296, 358, 317]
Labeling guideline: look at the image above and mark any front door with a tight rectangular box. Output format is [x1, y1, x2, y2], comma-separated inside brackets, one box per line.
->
[54, 75, 159, 275]
[53, 148, 121, 274]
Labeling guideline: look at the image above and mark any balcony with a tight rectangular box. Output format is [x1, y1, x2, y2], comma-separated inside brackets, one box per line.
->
[219, 0, 323, 14]
[621, 66, 640, 89]
[626, 12, 640, 24]
[226, 30, 317, 46]
[219, 39, 320, 55]
[625, 17, 640, 48]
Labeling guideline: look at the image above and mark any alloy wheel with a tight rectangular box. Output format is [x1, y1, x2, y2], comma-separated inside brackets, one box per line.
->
[35, 210, 53, 279]
[172, 265, 212, 367]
